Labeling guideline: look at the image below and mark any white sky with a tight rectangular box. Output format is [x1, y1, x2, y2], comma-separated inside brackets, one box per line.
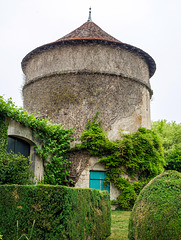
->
[1, 0, 181, 123]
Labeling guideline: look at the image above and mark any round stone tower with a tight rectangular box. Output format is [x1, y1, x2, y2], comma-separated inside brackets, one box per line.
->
[22, 11, 156, 141]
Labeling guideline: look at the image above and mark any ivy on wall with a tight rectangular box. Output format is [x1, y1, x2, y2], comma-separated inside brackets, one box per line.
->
[0, 96, 166, 208]
[78, 114, 165, 209]
[0, 115, 8, 154]
[34, 127, 72, 185]
[0, 96, 73, 185]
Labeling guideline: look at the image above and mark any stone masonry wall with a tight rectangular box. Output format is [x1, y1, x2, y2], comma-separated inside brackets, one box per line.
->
[23, 43, 151, 140]
[23, 73, 150, 140]
[23, 43, 150, 86]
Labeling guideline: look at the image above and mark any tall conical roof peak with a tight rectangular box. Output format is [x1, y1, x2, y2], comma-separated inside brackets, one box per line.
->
[55, 21, 121, 44]
[55, 7, 121, 43]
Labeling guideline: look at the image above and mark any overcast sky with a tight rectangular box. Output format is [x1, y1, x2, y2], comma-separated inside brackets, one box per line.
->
[1, 0, 181, 123]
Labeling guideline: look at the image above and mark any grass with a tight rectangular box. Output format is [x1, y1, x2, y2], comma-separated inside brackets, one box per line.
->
[107, 211, 131, 240]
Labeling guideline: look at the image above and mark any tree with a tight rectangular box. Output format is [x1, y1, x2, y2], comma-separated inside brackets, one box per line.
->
[151, 120, 181, 171]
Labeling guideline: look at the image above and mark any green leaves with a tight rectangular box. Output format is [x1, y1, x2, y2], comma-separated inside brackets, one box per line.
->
[34, 128, 73, 185]
[0, 152, 33, 185]
[0, 96, 73, 186]
[0, 118, 8, 154]
[80, 113, 109, 156]
[152, 120, 181, 172]
[80, 114, 165, 209]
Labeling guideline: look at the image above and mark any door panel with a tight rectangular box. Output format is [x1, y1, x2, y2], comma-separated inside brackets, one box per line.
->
[89, 171, 110, 192]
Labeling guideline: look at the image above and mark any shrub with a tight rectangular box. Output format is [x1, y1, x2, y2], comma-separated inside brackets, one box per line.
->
[128, 170, 181, 240]
[0, 185, 111, 240]
[0, 152, 33, 185]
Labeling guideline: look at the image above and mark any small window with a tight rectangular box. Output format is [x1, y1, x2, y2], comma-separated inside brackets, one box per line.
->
[7, 136, 30, 158]
[89, 171, 110, 192]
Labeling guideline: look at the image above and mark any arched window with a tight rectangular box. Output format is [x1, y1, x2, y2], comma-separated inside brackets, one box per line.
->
[7, 136, 30, 158]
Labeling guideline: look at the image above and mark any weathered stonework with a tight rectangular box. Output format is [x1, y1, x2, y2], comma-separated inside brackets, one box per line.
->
[21, 20, 156, 200]
[23, 44, 150, 84]
[23, 50, 151, 141]
[69, 150, 90, 184]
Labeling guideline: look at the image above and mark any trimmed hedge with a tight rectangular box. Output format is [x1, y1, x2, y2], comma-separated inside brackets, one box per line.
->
[0, 185, 111, 240]
[128, 170, 181, 240]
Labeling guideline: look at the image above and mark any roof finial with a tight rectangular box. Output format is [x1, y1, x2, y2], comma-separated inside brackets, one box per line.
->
[87, 7, 92, 22]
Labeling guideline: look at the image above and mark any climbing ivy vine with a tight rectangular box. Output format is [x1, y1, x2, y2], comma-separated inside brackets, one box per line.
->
[0, 96, 166, 208]
[34, 126, 72, 185]
[0, 96, 73, 185]
[79, 114, 165, 209]
[0, 115, 8, 154]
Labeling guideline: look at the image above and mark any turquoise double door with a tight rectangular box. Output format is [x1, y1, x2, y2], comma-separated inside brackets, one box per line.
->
[89, 171, 110, 192]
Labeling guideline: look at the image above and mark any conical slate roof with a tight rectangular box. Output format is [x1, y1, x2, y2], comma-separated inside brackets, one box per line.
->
[22, 20, 156, 77]
[56, 21, 121, 43]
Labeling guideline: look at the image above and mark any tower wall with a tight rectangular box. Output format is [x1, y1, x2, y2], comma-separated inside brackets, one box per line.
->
[23, 43, 150, 85]
[23, 43, 152, 140]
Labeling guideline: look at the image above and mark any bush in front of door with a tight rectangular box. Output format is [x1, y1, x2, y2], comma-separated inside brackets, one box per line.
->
[0, 152, 33, 185]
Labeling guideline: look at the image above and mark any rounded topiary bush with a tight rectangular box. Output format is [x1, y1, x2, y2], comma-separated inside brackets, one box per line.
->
[128, 170, 181, 240]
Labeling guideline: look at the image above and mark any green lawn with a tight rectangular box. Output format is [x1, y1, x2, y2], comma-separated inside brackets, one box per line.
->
[107, 211, 131, 240]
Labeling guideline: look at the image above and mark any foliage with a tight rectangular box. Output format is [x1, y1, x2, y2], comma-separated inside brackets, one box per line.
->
[34, 127, 72, 185]
[129, 170, 181, 240]
[0, 152, 33, 185]
[132, 180, 148, 195]
[17, 220, 35, 240]
[0, 116, 8, 154]
[80, 115, 165, 209]
[152, 120, 181, 172]
[165, 145, 181, 171]
[0, 185, 111, 240]
[151, 120, 181, 152]
[0, 96, 73, 185]
[80, 112, 110, 156]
